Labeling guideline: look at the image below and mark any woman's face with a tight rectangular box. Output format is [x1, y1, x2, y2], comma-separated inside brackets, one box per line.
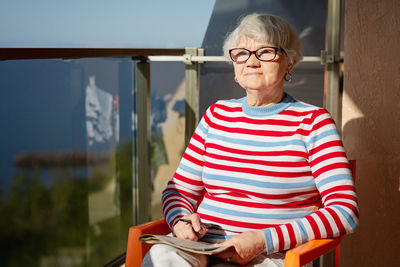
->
[233, 37, 292, 94]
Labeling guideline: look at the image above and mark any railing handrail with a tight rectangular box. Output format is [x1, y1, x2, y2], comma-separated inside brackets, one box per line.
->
[0, 48, 186, 61]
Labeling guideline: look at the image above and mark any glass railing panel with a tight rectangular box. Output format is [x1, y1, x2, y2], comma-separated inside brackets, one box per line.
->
[0, 57, 134, 266]
[149, 62, 185, 220]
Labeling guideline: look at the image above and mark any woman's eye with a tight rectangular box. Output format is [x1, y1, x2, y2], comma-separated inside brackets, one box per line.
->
[236, 51, 248, 56]
[259, 49, 273, 55]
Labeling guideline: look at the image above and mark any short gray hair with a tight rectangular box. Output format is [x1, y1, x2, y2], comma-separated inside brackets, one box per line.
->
[223, 13, 303, 66]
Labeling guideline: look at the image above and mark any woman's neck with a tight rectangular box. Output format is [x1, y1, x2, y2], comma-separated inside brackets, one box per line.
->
[245, 89, 285, 107]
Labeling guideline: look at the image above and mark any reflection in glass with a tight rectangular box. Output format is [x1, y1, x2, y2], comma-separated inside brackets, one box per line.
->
[149, 62, 186, 220]
[0, 58, 134, 266]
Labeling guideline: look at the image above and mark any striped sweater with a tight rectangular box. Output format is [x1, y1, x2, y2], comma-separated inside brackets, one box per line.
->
[162, 94, 359, 254]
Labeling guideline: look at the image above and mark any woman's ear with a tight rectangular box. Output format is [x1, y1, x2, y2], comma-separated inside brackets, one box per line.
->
[287, 63, 294, 73]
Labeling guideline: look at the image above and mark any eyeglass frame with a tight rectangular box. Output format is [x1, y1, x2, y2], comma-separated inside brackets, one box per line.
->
[228, 46, 286, 63]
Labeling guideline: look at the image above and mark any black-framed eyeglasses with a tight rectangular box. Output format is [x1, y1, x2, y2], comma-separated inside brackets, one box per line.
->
[229, 46, 285, 63]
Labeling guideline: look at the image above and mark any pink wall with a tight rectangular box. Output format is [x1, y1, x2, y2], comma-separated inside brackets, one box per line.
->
[341, 0, 400, 265]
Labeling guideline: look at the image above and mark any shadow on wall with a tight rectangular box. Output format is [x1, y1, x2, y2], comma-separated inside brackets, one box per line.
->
[340, 0, 400, 264]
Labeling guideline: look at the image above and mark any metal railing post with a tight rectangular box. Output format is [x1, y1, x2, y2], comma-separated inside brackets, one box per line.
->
[320, 1, 342, 266]
[184, 48, 202, 145]
[323, 0, 343, 134]
[134, 57, 152, 224]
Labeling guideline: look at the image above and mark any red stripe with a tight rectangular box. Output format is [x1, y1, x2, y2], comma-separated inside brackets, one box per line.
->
[173, 172, 204, 186]
[203, 111, 212, 126]
[292, 108, 327, 126]
[205, 152, 309, 168]
[320, 185, 355, 198]
[198, 213, 277, 230]
[163, 202, 193, 216]
[205, 184, 318, 200]
[192, 132, 205, 145]
[315, 210, 333, 237]
[286, 224, 297, 248]
[305, 215, 321, 239]
[205, 162, 312, 178]
[310, 116, 335, 131]
[162, 198, 195, 215]
[275, 226, 285, 251]
[183, 153, 204, 167]
[210, 122, 297, 137]
[204, 192, 320, 209]
[310, 152, 348, 168]
[309, 140, 343, 156]
[313, 162, 349, 178]
[301, 112, 332, 127]
[279, 109, 315, 117]
[214, 103, 242, 113]
[326, 207, 346, 235]
[324, 194, 357, 204]
[206, 142, 308, 158]
[187, 142, 205, 156]
[213, 111, 302, 126]
[328, 201, 359, 218]
[164, 181, 202, 200]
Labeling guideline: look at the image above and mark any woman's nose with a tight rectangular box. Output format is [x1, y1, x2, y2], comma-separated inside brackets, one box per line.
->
[246, 53, 260, 66]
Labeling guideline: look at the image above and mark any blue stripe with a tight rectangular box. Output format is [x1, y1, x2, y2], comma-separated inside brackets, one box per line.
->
[207, 132, 306, 148]
[197, 122, 208, 135]
[316, 174, 353, 188]
[306, 129, 338, 147]
[161, 191, 197, 207]
[203, 233, 231, 240]
[333, 205, 358, 231]
[203, 172, 315, 189]
[178, 162, 202, 177]
[166, 209, 190, 223]
[263, 228, 274, 253]
[200, 203, 311, 219]
[295, 220, 309, 243]
[223, 98, 244, 103]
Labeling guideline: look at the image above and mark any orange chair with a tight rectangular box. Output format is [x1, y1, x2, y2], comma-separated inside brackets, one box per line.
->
[125, 160, 355, 267]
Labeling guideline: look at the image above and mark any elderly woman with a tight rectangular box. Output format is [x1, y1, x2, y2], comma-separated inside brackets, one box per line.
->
[142, 13, 358, 267]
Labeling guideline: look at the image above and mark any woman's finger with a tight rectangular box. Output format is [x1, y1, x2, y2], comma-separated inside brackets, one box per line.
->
[173, 217, 200, 240]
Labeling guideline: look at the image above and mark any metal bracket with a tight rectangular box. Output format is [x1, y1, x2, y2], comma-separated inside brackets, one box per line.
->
[320, 50, 343, 65]
[184, 48, 205, 65]
[183, 54, 193, 65]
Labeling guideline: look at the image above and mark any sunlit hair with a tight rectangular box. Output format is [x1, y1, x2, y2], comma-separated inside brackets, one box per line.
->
[223, 13, 303, 66]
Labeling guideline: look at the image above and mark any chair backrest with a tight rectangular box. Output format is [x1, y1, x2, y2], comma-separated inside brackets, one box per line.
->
[125, 218, 170, 267]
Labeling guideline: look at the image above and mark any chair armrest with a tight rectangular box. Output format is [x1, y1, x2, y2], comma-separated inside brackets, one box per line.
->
[125, 218, 171, 267]
[284, 236, 343, 267]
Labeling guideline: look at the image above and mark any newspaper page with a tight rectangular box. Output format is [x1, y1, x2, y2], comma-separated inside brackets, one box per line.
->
[139, 234, 232, 255]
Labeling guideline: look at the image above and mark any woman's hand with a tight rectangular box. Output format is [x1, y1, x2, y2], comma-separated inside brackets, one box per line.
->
[215, 230, 266, 265]
[173, 213, 207, 241]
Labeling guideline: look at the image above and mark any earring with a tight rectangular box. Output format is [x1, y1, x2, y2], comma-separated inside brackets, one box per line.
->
[234, 76, 238, 83]
[284, 72, 292, 82]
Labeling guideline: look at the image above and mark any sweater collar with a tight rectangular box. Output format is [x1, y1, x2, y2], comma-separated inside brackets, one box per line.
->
[241, 93, 294, 116]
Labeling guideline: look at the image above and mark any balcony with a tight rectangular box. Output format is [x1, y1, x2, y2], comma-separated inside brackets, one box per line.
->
[1, 1, 399, 266]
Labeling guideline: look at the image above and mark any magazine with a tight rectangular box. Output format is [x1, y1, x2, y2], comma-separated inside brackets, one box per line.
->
[139, 234, 232, 255]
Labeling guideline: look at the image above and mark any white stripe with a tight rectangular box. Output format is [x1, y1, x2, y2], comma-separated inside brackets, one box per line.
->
[302, 218, 315, 240]
[204, 198, 315, 215]
[204, 155, 311, 173]
[319, 209, 340, 235]
[311, 213, 327, 238]
[206, 147, 307, 162]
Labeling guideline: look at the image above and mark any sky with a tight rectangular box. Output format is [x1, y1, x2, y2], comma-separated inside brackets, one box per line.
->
[0, 0, 216, 48]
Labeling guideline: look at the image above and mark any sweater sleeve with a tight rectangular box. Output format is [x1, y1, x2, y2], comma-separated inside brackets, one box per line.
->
[161, 105, 214, 229]
[262, 108, 359, 254]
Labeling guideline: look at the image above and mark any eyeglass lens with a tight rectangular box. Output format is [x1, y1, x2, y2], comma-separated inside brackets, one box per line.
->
[230, 47, 278, 63]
